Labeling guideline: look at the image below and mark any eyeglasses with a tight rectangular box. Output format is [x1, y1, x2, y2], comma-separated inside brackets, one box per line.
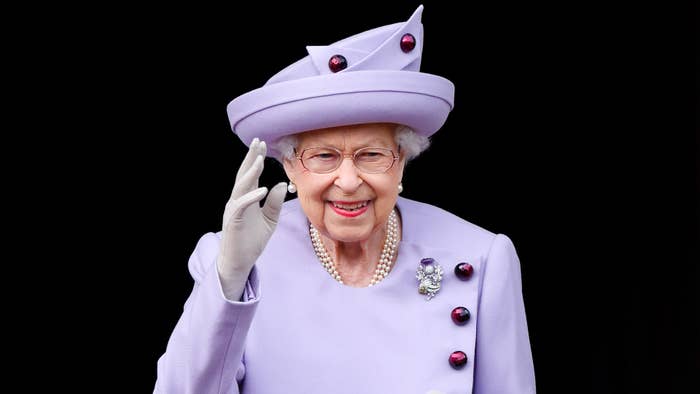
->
[295, 146, 399, 174]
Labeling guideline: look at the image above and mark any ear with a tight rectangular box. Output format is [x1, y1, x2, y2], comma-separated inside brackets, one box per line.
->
[282, 158, 296, 181]
[397, 158, 406, 184]
[396, 150, 407, 181]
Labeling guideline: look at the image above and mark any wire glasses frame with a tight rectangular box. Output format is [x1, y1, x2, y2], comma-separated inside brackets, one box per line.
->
[295, 146, 399, 174]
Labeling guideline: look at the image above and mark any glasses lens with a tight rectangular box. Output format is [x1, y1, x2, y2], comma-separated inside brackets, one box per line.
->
[301, 147, 341, 173]
[354, 148, 395, 173]
[300, 147, 396, 174]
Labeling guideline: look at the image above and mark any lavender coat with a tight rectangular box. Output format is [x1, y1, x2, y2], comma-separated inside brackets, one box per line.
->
[155, 197, 536, 394]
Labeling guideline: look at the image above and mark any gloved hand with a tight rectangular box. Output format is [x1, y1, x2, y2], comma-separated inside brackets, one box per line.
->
[216, 138, 287, 300]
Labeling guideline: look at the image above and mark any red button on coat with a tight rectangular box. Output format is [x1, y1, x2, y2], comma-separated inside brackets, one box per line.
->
[451, 306, 471, 325]
[454, 262, 474, 280]
[449, 351, 468, 369]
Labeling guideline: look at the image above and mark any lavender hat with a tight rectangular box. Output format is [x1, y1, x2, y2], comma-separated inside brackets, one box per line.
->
[226, 5, 455, 155]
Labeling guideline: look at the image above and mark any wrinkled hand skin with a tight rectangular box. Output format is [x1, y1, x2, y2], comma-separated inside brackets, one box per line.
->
[216, 138, 287, 300]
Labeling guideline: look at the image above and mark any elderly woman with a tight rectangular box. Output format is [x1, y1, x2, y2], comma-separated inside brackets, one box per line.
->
[155, 6, 535, 394]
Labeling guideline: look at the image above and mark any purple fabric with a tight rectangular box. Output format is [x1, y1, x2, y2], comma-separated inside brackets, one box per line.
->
[155, 197, 536, 393]
[225, 5, 455, 157]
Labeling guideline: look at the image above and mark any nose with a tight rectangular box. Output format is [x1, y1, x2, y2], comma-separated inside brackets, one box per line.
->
[333, 156, 363, 193]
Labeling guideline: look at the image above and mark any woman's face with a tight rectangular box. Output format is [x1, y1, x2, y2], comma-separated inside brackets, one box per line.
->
[283, 123, 405, 243]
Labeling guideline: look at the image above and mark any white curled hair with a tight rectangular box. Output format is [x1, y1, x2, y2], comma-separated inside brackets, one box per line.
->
[271, 124, 430, 162]
[273, 134, 299, 162]
[394, 125, 430, 161]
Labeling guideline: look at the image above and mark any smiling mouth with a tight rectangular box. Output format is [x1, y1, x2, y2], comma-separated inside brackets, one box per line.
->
[330, 200, 370, 211]
[328, 200, 371, 217]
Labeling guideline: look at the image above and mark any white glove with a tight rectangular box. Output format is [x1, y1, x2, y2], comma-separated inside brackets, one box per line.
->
[216, 138, 287, 301]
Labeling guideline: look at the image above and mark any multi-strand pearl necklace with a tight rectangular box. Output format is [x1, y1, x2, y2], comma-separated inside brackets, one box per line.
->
[309, 209, 399, 287]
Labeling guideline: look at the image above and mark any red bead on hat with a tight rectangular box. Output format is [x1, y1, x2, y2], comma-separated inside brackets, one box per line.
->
[328, 54, 348, 73]
[400, 33, 416, 53]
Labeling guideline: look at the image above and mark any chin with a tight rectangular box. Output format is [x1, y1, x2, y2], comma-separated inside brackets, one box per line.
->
[325, 225, 373, 243]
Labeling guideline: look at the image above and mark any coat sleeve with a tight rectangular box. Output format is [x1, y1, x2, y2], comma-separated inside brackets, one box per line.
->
[473, 234, 536, 394]
[154, 232, 260, 394]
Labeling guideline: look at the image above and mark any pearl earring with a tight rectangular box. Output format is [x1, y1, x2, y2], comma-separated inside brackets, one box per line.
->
[398, 183, 403, 193]
[287, 182, 297, 194]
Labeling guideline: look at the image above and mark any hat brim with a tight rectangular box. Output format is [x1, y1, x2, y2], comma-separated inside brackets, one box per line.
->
[227, 70, 454, 153]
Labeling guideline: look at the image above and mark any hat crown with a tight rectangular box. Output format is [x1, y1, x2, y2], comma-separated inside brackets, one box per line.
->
[267, 5, 424, 85]
[225, 4, 454, 153]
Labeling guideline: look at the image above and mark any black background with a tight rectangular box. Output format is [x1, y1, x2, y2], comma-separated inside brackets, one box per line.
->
[18, 1, 696, 392]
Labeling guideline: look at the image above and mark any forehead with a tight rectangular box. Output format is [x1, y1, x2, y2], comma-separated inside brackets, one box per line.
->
[297, 123, 396, 147]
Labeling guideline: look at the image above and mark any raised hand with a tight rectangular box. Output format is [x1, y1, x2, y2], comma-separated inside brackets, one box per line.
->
[216, 138, 287, 300]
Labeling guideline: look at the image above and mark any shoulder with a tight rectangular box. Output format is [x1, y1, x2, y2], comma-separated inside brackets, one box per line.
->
[275, 198, 308, 234]
[186, 232, 222, 282]
[278, 198, 304, 219]
[397, 197, 497, 253]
